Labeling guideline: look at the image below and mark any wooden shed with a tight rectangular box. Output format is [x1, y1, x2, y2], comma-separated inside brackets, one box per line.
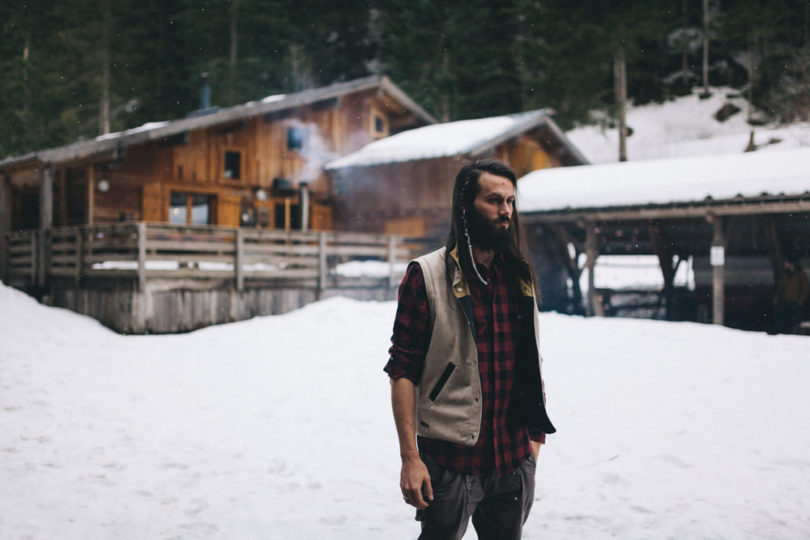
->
[517, 148, 810, 331]
[0, 75, 435, 237]
[324, 110, 588, 238]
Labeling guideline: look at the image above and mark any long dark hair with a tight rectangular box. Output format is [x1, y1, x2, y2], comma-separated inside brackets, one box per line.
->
[444, 160, 537, 294]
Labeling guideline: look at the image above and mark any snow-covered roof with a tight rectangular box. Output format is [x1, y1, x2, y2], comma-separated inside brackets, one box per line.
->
[518, 147, 810, 213]
[326, 110, 587, 169]
[0, 76, 436, 168]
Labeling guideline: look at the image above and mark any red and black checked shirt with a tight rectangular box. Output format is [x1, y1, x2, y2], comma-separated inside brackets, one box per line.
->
[385, 259, 537, 475]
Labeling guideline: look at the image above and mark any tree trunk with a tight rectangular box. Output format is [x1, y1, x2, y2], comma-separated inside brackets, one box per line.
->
[702, 0, 710, 95]
[614, 49, 628, 162]
[229, 0, 238, 105]
[682, 0, 689, 87]
[747, 33, 756, 123]
[99, 0, 111, 136]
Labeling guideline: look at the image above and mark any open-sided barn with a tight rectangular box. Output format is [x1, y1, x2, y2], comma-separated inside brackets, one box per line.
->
[518, 147, 810, 331]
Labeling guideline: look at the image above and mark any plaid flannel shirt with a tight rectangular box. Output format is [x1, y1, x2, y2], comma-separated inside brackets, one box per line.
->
[385, 259, 538, 475]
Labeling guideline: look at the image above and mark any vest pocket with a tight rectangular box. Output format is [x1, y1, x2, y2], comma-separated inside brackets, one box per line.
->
[428, 362, 456, 401]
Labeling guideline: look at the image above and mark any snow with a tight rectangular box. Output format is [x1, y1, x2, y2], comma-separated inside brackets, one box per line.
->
[2, 280, 810, 539]
[567, 87, 810, 164]
[326, 111, 548, 169]
[261, 94, 287, 104]
[332, 260, 408, 277]
[94, 122, 170, 142]
[582, 255, 693, 291]
[518, 146, 810, 212]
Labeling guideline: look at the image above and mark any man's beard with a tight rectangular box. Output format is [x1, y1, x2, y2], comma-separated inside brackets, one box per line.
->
[467, 206, 514, 252]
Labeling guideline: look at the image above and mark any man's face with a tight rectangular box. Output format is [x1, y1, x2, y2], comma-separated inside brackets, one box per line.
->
[468, 172, 515, 250]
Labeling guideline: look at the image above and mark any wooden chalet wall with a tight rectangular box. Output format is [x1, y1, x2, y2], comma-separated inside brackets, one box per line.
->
[2, 86, 421, 233]
[331, 134, 558, 238]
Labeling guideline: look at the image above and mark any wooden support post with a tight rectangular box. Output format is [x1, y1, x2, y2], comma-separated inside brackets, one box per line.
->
[0, 233, 7, 284]
[711, 216, 725, 325]
[585, 222, 598, 317]
[58, 170, 67, 227]
[87, 164, 95, 225]
[388, 235, 397, 289]
[284, 197, 291, 232]
[317, 232, 327, 298]
[137, 222, 147, 291]
[235, 228, 244, 292]
[0, 175, 10, 234]
[40, 164, 53, 231]
[299, 184, 310, 232]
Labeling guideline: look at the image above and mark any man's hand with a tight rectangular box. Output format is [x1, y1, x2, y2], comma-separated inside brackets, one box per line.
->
[530, 440, 541, 461]
[400, 453, 433, 509]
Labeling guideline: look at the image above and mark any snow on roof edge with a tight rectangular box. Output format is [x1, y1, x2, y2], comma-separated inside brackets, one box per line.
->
[325, 110, 550, 170]
[518, 146, 810, 213]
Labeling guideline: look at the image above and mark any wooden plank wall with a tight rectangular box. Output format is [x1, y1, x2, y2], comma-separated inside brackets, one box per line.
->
[75, 90, 389, 230]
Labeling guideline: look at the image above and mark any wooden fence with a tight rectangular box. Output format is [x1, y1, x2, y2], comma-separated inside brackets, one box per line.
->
[1, 222, 425, 293]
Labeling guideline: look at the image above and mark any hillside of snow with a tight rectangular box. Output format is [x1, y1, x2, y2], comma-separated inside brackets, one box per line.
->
[567, 87, 810, 164]
[2, 281, 810, 539]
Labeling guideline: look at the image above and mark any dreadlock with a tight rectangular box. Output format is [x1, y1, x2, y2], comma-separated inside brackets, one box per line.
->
[444, 160, 537, 294]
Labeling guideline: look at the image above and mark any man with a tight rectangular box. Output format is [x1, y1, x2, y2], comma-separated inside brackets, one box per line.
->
[773, 257, 809, 334]
[385, 160, 555, 539]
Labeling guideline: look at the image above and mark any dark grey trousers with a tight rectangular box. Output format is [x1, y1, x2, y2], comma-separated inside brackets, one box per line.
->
[416, 453, 536, 540]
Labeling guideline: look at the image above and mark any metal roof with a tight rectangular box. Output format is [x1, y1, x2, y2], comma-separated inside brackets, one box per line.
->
[0, 76, 437, 169]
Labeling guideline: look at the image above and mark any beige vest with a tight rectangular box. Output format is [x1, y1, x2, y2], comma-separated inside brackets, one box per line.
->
[412, 247, 554, 446]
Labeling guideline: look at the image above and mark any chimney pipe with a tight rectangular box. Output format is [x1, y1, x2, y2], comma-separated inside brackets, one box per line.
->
[200, 73, 211, 111]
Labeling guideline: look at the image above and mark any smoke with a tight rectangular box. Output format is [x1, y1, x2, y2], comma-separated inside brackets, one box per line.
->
[287, 119, 337, 183]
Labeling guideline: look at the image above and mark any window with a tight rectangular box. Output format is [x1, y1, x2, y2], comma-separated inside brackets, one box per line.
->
[224, 151, 241, 179]
[287, 126, 309, 151]
[170, 192, 212, 225]
[274, 202, 301, 230]
[371, 110, 388, 137]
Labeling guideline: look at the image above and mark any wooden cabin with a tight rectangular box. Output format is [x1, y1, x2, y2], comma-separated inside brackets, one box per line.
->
[517, 148, 810, 331]
[323, 110, 588, 238]
[0, 76, 436, 236]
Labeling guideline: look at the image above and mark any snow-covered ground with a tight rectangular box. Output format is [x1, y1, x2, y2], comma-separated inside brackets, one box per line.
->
[568, 87, 810, 164]
[2, 281, 810, 539]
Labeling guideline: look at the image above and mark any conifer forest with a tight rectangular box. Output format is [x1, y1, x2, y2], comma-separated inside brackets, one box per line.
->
[2, 0, 808, 159]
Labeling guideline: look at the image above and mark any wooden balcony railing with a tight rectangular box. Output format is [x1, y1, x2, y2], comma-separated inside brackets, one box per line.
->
[1, 223, 428, 293]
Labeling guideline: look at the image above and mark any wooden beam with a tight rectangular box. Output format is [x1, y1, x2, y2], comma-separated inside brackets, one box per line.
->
[524, 199, 810, 223]
[711, 217, 725, 325]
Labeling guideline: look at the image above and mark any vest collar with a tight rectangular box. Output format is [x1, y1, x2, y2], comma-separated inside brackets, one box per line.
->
[448, 247, 470, 299]
[448, 246, 534, 299]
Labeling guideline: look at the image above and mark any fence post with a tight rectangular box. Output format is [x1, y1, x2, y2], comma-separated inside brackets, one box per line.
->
[0, 233, 7, 284]
[37, 229, 50, 288]
[137, 222, 147, 291]
[317, 232, 327, 299]
[388, 235, 398, 289]
[30, 232, 37, 286]
[235, 228, 244, 292]
[74, 227, 83, 285]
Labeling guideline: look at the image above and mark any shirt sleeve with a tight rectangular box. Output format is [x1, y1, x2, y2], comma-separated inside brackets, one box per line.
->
[529, 430, 546, 444]
[384, 262, 431, 385]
